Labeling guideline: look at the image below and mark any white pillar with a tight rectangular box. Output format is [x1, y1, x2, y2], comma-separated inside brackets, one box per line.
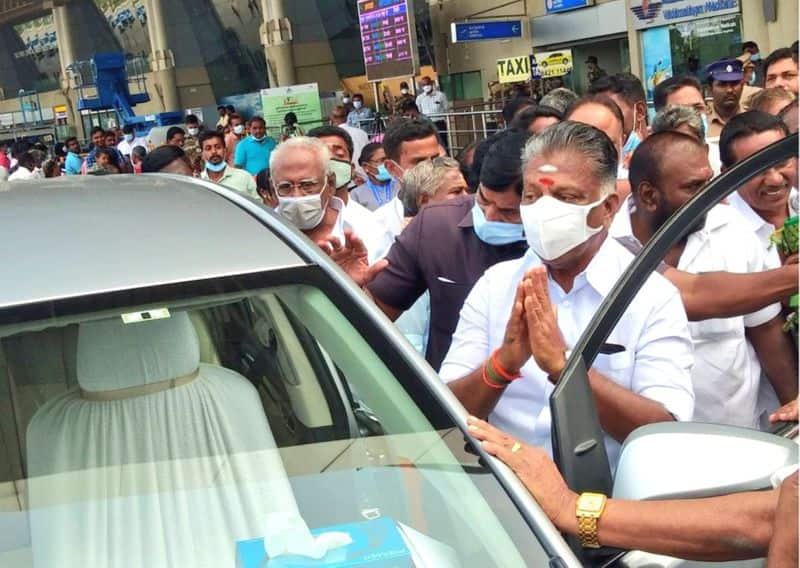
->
[260, 0, 296, 86]
[145, 0, 179, 112]
[52, 4, 81, 136]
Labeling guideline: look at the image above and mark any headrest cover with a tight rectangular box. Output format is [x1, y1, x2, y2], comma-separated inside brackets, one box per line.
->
[77, 312, 200, 392]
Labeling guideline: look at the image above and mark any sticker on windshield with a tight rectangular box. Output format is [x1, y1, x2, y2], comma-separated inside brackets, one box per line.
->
[121, 308, 171, 324]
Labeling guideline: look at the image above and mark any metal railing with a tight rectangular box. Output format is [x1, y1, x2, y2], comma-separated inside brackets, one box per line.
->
[354, 104, 507, 155]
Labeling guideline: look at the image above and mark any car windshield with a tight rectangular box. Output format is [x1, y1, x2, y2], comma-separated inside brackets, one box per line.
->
[0, 276, 551, 567]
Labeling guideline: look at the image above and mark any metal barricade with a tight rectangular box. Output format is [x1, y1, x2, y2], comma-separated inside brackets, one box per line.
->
[354, 105, 506, 156]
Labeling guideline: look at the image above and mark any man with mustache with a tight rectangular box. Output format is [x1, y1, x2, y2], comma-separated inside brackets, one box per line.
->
[706, 59, 746, 138]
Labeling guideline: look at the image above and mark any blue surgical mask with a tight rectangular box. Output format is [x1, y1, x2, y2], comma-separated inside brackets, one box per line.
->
[622, 130, 641, 156]
[205, 160, 227, 173]
[376, 164, 392, 182]
[700, 113, 709, 139]
[471, 204, 524, 246]
[750, 53, 761, 62]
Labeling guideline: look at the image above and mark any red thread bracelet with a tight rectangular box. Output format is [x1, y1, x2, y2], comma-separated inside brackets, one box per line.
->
[482, 363, 507, 390]
[491, 349, 523, 381]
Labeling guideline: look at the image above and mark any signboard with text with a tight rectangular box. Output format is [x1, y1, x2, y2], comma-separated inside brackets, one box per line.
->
[629, 0, 740, 30]
[451, 20, 523, 42]
[358, 0, 418, 82]
[545, 0, 593, 14]
[531, 49, 573, 78]
[497, 55, 531, 83]
[260, 83, 323, 132]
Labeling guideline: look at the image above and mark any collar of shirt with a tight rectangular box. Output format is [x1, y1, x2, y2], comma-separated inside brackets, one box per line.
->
[365, 178, 394, 206]
[726, 191, 776, 246]
[708, 102, 744, 127]
[201, 165, 231, 181]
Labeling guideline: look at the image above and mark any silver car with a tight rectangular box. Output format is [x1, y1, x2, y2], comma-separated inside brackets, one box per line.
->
[0, 175, 578, 567]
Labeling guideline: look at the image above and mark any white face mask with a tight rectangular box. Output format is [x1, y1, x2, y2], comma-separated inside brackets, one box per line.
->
[400, 88, 409, 95]
[187, 127, 199, 136]
[233, 124, 245, 135]
[276, 183, 329, 230]
[422, 85, 433, 93]
[123, 133, 134, 142]
[342, 97, 351, 104]
[520, 195, 606, 260]
[353, 100, 363, 109]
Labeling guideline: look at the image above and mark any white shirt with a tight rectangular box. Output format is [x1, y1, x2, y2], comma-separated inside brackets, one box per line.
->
[440, 236, 695, 468]
[416, 89, 449, 117]
[726, 188, 797, 427]
[8, 166, 40, 181]
[706, 139, 722, 176]
[338, 123, 370, 167]
[341, 198, 394, 264]
[372, 197, 404, 240]
[611, 200, 780, 428]
[116, 137, 148, 157]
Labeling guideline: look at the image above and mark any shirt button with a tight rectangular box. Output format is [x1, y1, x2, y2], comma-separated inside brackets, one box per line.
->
[562, 300, 570, 308]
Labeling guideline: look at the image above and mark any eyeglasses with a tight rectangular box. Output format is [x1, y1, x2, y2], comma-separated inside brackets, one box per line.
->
[273, 178, 324, 197]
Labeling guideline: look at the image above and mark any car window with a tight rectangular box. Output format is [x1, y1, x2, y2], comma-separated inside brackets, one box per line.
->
[0, 283, 551, 567]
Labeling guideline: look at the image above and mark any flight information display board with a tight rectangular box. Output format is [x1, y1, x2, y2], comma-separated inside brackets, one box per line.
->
[358, 0, 417, 82]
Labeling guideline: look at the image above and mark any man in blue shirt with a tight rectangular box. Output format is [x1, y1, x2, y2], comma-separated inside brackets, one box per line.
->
[84, 127, 125, 172]
[64, 137, 83, 175]
[234, 116, 277, 175]
[346, 93, 374, 129]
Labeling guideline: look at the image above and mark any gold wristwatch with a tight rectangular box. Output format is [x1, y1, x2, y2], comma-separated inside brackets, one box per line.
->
[576, 492, 607, 548]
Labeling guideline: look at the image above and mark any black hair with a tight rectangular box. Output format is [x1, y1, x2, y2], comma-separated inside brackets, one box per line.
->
[131, 145, 147, 160]
[358, 142, 384, 166]
[307, 125, 354, 160]
[719, 110, 789, 168]
[764, 47, 798, 78]
[122, 124, 134, 134]
[566, 94, 625, 132]
[352, 93, 364, 100]
[479, 130, 532, 194]
[653, 74, 703, 111]
[198, 129, 225, 148]
[17, 151, 37, 170]
[94, 147, 119, 168]
[629, 131, 704, 194]
[255, 167, 276, 200]
[185, 114, 200, 126]
[396, 98, 420, 115]
[382, 118, 439, 161]
[742, 41, 759, 52]
[217, 105, 225, 111]
[64, 136, 78, 147]
[141, 145, 187, 173]
[225, 104, 235, 113]
[90, 126, 105, 138]
[284, 112, 298, 125]
[469, 131, 505, 192]
[509, 105, 563, 132]
[248, 115, 266, 126]
[587, 72, 647, 105]
[11, 140, 31, 159]
[502, 97, 535, 123]
[166, 126, 185, 142]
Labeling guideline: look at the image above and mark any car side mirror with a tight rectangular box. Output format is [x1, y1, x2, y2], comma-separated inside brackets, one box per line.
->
[612, 422, 797, 501]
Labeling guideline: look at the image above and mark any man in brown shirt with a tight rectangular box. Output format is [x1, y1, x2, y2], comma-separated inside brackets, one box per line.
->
[706, 58, 746, 138]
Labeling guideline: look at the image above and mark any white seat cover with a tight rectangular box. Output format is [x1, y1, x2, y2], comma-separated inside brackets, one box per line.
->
[26, 313, 300, 567]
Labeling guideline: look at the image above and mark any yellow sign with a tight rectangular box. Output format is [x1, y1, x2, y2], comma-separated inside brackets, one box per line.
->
[532, 49, 573, 79]
[497, 55, 531, 84]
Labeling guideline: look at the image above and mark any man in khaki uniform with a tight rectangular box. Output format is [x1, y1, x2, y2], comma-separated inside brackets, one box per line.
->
[706, 58, 746, 139]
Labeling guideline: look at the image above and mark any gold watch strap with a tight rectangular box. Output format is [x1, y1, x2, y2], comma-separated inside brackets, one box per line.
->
[577, 515, 601, 548]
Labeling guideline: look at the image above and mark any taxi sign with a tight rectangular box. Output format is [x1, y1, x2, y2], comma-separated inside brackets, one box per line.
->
[497, 55, 531, 84]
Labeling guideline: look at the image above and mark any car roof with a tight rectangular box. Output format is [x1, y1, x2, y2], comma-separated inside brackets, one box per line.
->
[0, 175, 307, 308]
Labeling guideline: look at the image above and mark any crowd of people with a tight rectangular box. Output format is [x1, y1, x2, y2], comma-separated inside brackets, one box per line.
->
[0, 44, 798, 563]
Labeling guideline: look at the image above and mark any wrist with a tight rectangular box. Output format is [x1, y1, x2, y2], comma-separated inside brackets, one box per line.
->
[546, 351, 568, 383]
[496, 346, 524, 376]
[554, 491, 580, 534]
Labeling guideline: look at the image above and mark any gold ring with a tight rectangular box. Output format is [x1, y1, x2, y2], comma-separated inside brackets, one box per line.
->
[511, 441, 522, 454]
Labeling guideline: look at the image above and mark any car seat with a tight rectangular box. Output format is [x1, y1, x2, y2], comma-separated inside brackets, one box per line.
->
[26, 312, 301, 567]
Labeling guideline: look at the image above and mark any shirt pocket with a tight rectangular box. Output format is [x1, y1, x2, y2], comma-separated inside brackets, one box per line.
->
[592, 348, 634, 381]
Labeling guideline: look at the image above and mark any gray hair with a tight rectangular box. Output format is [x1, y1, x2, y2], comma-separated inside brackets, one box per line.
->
[268, 136, 331, 179]
[539, 88, 580, 115]
[400, 156, 460, 216]
[521, 121, 617, 195]
[651, 105, 705, 140]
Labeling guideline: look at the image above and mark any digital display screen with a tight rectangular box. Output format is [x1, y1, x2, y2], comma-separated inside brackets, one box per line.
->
[358, 0, 416, 82]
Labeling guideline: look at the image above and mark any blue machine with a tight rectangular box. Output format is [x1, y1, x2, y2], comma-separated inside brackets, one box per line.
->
[69, 52, 182, 136]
